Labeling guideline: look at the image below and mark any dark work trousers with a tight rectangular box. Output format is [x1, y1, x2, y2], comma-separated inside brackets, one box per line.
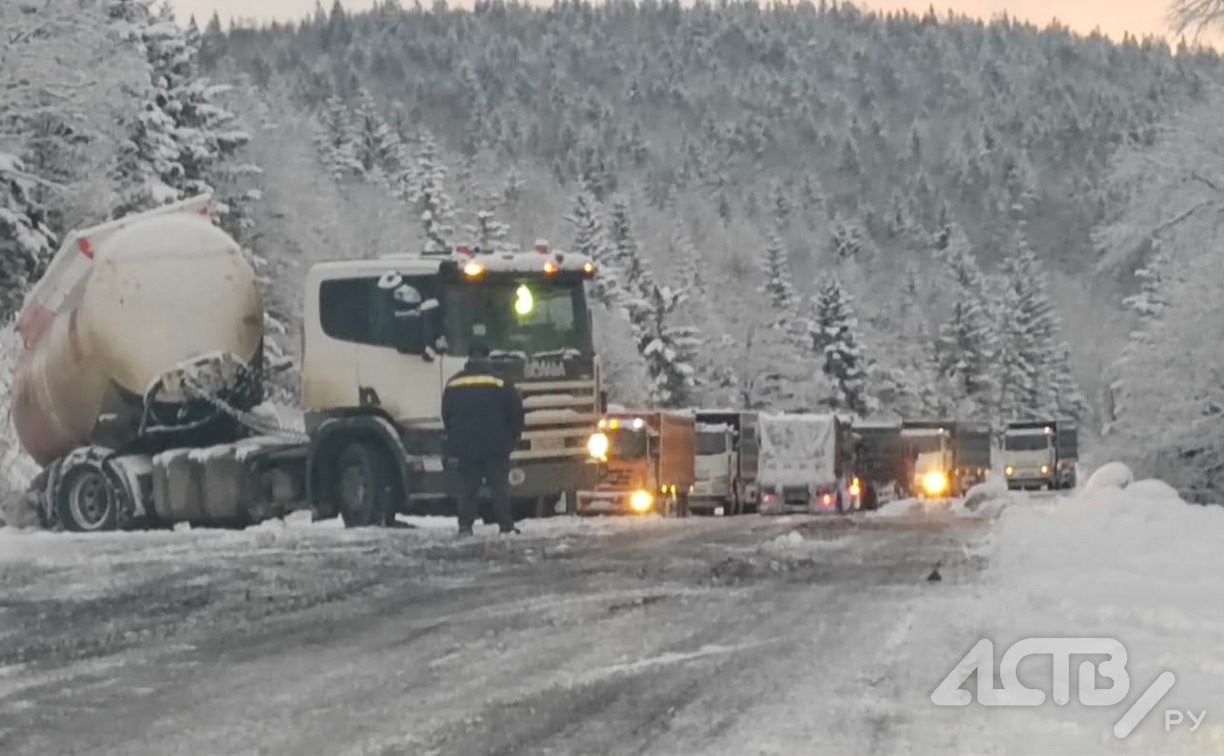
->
[455, 455, 513, 531]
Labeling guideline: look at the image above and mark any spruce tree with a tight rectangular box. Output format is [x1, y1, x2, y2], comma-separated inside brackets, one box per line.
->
[996, 235, 1074, 419]
[468, 209, 512, 253]
[933, 228, 996, 411]
[760, 225, 797, 315]
[769, 180, 792, 231]
[995, 283, 1036, 420]
[752, 223, 812, 410]
[409, 131, 455, 254]
[315, 95, 360, 180]
[810, 277, 873, 416]
[351, 88, 405, 186]
[641, 284, 702, 407]
[608, 197, 648, 311]
[565, 189, 617, 306]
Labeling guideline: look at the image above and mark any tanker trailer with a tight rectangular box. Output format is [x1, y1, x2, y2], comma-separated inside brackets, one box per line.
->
[11, 195, 304, 531]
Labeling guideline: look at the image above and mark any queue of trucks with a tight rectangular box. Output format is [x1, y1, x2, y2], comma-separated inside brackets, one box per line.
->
[7, 196, 1080, 533]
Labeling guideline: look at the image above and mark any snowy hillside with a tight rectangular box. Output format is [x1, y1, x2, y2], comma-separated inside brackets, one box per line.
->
[213, 1, 1216, 420]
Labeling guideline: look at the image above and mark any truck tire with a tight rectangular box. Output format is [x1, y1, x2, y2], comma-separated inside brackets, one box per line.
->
[334, 441, 398, 528]
[56, 462, 119, 532]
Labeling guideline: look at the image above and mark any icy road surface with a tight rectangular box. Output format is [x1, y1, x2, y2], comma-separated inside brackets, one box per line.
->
[0, 512, 1004, 755]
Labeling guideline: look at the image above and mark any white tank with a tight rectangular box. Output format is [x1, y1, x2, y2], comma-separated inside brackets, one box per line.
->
[12, 202, 263, 467]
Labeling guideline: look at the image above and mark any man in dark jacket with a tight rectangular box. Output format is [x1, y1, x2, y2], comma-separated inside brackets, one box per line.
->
[441, 341, 525, 535]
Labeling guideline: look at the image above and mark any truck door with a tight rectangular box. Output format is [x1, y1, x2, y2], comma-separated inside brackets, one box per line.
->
[353, 274, 445, 428]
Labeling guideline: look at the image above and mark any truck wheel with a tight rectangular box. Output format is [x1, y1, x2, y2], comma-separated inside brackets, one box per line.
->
[334, 442, 398, 528]
[56, 462, 119, 532]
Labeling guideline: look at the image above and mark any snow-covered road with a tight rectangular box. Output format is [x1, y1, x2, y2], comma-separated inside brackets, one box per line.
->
[1, 484, 1222, 755]
[0, 513, 993, 755]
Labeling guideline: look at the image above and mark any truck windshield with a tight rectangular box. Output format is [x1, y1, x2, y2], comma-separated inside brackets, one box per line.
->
[696, 432, 728, 455]
[1005, 434, 1051, 451]
[444, 278, 592, 357]
[607, 429, 648, 459]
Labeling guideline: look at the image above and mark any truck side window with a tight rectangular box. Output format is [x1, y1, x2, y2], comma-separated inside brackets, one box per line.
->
[320, 275, 438, 350]
[319, 278, 374, 344]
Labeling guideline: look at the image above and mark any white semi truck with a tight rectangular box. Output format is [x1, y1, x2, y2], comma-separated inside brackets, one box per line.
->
[12, 195, 602, 531]
[756, 412, 857, 515]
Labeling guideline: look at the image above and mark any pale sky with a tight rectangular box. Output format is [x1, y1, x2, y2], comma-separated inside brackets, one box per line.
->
[174, 0, 1184, 44]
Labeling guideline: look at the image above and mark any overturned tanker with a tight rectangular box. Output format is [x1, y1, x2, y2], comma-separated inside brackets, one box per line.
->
[11, 196, 285, 531]
[13, 197, 264, 466]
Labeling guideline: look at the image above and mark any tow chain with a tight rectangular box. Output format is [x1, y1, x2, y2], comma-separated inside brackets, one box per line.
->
[182, 376, 310, 444]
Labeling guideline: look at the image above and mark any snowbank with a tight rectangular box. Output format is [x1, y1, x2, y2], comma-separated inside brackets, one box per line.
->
[1083, 461, 1133, 492]
[968, 478, 1224, 751]
[871, 498, 921, 518]
[958, 478, 1011, 515]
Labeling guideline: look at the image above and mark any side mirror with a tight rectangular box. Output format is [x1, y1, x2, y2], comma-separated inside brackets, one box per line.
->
[598, 390, 608, 414]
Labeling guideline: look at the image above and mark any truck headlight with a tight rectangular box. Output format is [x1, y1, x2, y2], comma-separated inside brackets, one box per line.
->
[629, 489, 653, 513]
[1041, 465, 1050, 475]
[587, 432, 609, 460]
[1005, 466, 1014, 476]
[921, 470, 949, 496]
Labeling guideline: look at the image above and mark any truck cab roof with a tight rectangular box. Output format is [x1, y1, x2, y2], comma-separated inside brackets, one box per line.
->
[306, 248, 595, 283]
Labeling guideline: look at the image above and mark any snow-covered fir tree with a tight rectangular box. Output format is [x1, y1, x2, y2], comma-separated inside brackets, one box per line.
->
[565, 189, 617, 306]
[315, 95, 361, 180]
[467, 209, 512, 253]
[641, 284, 701, 407]
[409, 131, 455, 253]
[810, 277, 874, 416]
[995, 235, 1082, 420]
[351, 88, 405, 187]
[933, 228, 995, 414]
[750, 223, 813, 410]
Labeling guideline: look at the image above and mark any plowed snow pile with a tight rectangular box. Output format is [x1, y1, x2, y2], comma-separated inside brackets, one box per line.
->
[956, 464, 1224, 752]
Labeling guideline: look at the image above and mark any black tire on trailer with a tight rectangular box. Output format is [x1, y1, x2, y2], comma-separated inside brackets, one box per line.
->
[55, 461, 120, 533]
[334, 441, 398, 528]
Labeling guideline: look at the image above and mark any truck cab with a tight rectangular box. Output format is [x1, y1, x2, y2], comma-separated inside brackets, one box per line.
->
[577, 411, 696, 516]
[690, 422, 736, 515]
[900, 421, 991, 499]
[302, 245, 603, 524]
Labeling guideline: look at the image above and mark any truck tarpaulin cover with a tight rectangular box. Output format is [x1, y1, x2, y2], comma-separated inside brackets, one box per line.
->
[757, 413, 837, 487]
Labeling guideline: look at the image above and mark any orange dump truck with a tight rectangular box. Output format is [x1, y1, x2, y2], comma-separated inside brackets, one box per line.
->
[577, 410, 696, 516]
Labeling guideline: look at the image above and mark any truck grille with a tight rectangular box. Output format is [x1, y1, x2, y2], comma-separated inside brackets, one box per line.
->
[603, 468, 636, 488]
[515, 379, 598, 461]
